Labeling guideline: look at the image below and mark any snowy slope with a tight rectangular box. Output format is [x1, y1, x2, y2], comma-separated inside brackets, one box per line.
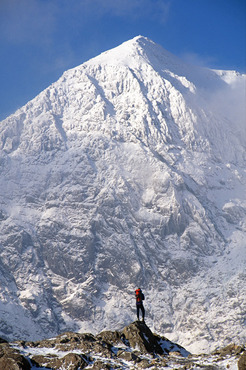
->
[0, 36, 245, 353]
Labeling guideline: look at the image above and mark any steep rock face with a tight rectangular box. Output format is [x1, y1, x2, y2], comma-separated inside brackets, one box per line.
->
[0, 36, 245, 352]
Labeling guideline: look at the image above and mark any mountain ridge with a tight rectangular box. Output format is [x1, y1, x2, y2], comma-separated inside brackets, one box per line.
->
[2, 321, 245, 369]
[0, 36, 245, 353]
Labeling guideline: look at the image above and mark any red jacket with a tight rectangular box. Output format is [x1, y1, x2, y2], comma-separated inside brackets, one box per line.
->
[135, 289, 143, 305]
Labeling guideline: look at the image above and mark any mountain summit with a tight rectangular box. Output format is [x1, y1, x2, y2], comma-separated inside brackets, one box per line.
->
[84, 35, 186, 70]
[84, 35, 228, 90]
[0, 36, 245, 353]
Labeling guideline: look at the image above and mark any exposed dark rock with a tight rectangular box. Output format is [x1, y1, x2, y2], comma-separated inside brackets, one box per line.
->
[31, 352, 89, 369]
[238, 351, 246, 370]
[36, 331, 97, 349]
[0, 343, 30, 370]
[92, 342, 113, 358]
[26, 331, 111, 355]
[122, 321, 164, 354]
[0, 337, 8, 344]
[31, 354, 57, 367]
[56, 332, 96, 345]
[96, 330, 123, 345]
[47, 353, 88, 369]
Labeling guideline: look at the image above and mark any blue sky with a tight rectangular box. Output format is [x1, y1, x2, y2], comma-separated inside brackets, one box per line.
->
[0, 0, 245, 120]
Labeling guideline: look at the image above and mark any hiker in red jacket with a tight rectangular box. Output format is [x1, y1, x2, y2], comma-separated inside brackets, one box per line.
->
[135, 288, 145, 322]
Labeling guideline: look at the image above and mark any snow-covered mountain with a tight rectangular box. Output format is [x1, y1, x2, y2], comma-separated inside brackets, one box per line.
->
[0, 36, 245, 353]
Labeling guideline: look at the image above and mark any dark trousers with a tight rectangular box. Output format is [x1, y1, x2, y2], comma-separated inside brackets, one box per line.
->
[136, 303, 145, 320]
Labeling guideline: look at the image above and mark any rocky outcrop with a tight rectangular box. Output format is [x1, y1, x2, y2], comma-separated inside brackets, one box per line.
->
[238, 351, 246, 370]
[212, 343, 244, 357]
[0, 342, 30, 370]
[1, 322, 244, 369]
[32, 353, 88, 369]
[122, 321, 164, 354]
[5, 321, 190, 369]
[122, 320, 189, 356]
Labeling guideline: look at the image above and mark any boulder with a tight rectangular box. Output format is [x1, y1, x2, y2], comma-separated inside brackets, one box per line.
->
[47, 353, 88, 370]
[96, 330, 123, 345]
[238, 351, 246, 370]
[122, 321, 164, 355]
[92, 342, 114, 358]
[0, 343, 30, 370]
[212, 343, 244, 358]
[137, 359, 153, 368]
[54, 332, 113, 356]
[32, 352, 88, 369]
[116, 349, 139, 362]
[31, 354, 58, 367]
[0, 338, 8, 344]
[90, 360, 112, 369]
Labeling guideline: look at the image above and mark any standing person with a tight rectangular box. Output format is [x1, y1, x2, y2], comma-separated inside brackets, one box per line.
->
[135, 287, 145, 322]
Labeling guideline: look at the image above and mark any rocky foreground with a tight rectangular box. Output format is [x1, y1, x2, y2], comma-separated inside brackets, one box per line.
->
[0, 321, 245, 369]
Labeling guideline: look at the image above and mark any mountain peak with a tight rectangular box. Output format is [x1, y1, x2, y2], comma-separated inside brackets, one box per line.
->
[75, 35, 224, 93]
[84, 35, 177, 70]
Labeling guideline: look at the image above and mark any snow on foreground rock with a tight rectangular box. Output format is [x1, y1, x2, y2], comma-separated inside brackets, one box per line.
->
[3, 321, 245, 369]
[0, 36, 245, 353]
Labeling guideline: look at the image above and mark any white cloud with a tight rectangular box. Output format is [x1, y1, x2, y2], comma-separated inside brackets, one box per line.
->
[178, 49, 246, 143]
[180, 52, 217, 69]
[211, 78, 246, 140]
